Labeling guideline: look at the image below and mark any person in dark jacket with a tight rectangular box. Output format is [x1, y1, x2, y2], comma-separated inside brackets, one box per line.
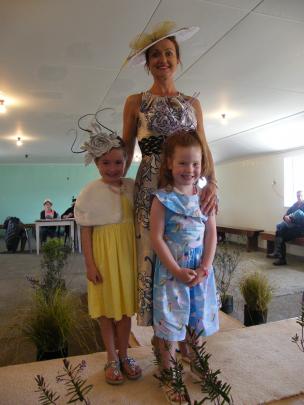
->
[61, 197, 76, 219]
[61, 197, 76, 241]
[3, 217, 27, 253]
[268, 191, 304, 265]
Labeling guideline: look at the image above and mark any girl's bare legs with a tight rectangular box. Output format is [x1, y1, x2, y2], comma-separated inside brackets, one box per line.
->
[99, 316, 117, 361]
[115, 315, 131, 358]
[157, 336, 175, 370]
[156, 337, 187, 403]
[178, 340, 191, 362]
[116, 315, 141, 379]
[99, 316, 123, 383]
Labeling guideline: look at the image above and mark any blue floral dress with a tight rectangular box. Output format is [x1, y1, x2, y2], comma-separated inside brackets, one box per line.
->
[135, 91, 197, 326]
[153, 189, 219, 341]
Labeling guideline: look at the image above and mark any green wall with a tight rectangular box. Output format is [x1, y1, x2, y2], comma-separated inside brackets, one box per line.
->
[0, 163, 139, 224]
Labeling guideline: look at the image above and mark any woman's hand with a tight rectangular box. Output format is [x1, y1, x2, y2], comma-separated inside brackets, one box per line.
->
[86, 263, 103, 284]
[200, 182, 218, 215]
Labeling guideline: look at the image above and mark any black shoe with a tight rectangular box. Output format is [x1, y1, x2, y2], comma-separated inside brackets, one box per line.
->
[273, 258, 287, 266]
[267, 253, 279, 259]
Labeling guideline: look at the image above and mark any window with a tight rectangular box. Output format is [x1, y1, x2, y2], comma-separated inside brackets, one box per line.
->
[284, 155, 304, 206]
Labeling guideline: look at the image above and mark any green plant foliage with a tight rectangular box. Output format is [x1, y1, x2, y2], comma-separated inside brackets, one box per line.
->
[214, 242, 242, 300]
[28, 238, 71, 300]
[21, 288, 95, 354]
[35, 358, 92, 405]
[152, 329, 233, 405]
[291, 304, 304, 352]
[154, 362, 191, 404]
[239, 271, 273, 312]
[187, 327, 233, 405]
[35, 375, 60, 405]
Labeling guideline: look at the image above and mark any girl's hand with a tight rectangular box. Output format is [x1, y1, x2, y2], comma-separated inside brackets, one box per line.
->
[175, 268, 197, 284]
[86, 264, 103, 284]
[188, 268, 209, 287]
[200, 182, 218, 215]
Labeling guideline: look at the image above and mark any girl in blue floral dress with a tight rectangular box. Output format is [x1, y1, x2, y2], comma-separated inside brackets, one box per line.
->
[150, 130, 219, 403]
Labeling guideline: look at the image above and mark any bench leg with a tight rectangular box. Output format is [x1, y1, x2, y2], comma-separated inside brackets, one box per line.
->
[217, 231, 226, 243]
[266, 240, 274, 255]
[247, 235, 259, 252]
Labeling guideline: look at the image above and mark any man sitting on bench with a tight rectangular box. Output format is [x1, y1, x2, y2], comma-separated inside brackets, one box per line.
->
[268, 190, 304, 265]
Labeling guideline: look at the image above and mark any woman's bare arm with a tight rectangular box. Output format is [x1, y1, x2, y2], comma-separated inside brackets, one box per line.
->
[192, 98, 218, 214]
[122, 94, 141, 174]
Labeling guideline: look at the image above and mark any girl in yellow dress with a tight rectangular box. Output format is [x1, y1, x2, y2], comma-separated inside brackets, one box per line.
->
[75, 129, 141, 385]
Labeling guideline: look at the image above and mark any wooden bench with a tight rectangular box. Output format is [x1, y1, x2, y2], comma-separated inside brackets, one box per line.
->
[217, 225, 264, 252]
[260, 231, 304, 254]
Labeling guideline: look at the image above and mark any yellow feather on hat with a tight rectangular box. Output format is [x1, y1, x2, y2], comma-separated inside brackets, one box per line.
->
[129, 21, 177, 53]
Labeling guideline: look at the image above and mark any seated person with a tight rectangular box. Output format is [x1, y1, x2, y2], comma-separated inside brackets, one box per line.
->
[268, 190, 304, 265]
[3, 217, 27, 253]
[40, 199, 59, 243]
[61, 197, 76, 240]
[276, 190, 304, 232]
[61, 197, 76, 219]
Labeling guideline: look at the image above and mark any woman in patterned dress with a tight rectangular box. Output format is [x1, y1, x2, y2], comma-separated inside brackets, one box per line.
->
[123, 22, 217, 327]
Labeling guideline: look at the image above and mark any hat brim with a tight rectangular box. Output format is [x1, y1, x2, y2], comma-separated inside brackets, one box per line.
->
[43, 199, 52, 205]
[126, 26, 200, 67]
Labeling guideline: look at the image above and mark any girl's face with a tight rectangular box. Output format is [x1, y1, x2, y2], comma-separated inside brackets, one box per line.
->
[147, 38, 179, 79]
[168, 145, 202, 190]
[95, 148, 126, 186]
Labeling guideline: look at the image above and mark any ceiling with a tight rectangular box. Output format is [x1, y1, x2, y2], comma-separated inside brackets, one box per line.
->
[1, 0, 304, 165]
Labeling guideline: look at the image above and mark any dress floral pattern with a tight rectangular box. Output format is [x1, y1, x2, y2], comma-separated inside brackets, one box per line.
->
[135, 91, 197, 326]
[153, 189, 219, 341]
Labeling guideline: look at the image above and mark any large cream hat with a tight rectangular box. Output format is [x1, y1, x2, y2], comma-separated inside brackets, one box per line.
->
[126, 21, 199, 67]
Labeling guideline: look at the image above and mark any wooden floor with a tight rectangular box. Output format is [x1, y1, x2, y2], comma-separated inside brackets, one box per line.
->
[1, 317, 303, 405]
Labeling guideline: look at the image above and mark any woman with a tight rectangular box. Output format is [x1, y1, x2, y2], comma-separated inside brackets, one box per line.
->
[40, 198, 59, 243]
[123, 21, 217, 327]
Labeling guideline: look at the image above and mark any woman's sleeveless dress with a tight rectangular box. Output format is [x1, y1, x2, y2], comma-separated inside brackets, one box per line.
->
[135, 90, 197, 326]
[153, 189, 219, 341]
[88, 194, 137, 320]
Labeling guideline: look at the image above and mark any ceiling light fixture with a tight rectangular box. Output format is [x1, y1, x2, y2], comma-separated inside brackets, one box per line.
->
[221, 113, 228, 125]
[0, 99, 6, 114]
[16, 137, 23, 146]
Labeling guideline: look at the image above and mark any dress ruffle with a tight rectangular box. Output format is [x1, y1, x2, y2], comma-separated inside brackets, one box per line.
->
[154, 189, 208, 222]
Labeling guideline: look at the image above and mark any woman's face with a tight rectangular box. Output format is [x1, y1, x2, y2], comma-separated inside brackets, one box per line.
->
[147, 38, 179, 79]
[44, 202, 52, 210]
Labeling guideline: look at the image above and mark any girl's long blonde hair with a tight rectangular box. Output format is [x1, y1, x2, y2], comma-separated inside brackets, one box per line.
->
[159, 130, 207, 188]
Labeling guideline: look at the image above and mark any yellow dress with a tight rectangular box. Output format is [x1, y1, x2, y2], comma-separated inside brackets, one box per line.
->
[87, 194, 137, 320]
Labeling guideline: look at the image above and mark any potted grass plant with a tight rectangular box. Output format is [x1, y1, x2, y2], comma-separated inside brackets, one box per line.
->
[239, 271, 273, 326]
[21, 287, 94, 360]
[21, 238, 97, 360]
[214, 241, 241, 314]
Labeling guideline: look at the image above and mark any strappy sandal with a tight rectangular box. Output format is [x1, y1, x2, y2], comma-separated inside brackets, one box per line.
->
[104, 360, 124, 385]
[162, 382, 188, 405]
[175, 348, 191, 365]
[119, 356, 142, 380]
[190, 361, 206, 381]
